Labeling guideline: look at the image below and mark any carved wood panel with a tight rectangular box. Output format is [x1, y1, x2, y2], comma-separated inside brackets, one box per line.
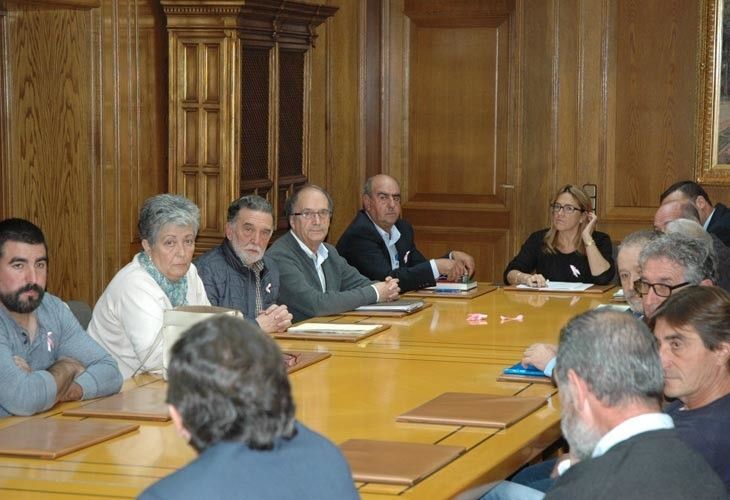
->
[386, 0, 514, 282]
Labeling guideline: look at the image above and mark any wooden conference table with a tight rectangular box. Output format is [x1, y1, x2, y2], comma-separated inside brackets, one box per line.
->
[0, 287, 616, 499]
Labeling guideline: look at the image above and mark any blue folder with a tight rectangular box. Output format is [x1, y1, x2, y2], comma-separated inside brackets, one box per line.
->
[502, 362, 548, 378]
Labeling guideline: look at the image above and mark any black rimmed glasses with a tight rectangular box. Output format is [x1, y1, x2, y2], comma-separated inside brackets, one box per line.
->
[633, 279, 689, 298]
[550, 203, 584, 215]
[292, 209, 332, 220]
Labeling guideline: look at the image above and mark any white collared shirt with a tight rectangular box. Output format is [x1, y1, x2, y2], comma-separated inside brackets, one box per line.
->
[366, 214, 401, 270]
[591, 412, 674, 458]
[703, 207, 716, 231]
[291, 230, 329, 292]
[365, 214, 440, 279]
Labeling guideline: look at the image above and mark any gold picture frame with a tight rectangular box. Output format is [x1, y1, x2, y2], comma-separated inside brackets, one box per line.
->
[699, 0, 730, 184]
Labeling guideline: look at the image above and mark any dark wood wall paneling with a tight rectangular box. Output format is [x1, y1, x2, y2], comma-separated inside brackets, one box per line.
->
[0, 0, 167, 304]
[2, 0, 729, 302]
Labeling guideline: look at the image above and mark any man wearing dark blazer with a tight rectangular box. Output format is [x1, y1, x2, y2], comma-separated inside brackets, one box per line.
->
[660, 180, 730, 246]
[138, 315, 358, 500]
[266, 184, 400, 323]
[336, 174, 475, 292]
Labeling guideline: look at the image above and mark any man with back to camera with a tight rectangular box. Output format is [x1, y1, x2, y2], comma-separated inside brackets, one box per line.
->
[195, 195, 292, 333]
[659, 180, 730, 246]
[336, 174, 476, 292]
[138, 315, 359, 500]
[266, 184, 400, 323]
[0, 218, 122, 417]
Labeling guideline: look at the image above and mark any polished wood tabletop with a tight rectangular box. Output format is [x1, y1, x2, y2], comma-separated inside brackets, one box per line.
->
[0, 287, 615, 499]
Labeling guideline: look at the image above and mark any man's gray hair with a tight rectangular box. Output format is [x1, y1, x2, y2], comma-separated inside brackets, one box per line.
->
[618, 229, 656, 251]
[554, 309, 664, 407]
[639, 232, 717, 285]
[227, 195, 273, 223]
[665, 219, 712, 246]
[138, 194, 200, 245]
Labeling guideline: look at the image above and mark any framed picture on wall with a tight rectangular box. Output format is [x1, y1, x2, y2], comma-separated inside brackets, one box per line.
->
[699, 0, 730, 184]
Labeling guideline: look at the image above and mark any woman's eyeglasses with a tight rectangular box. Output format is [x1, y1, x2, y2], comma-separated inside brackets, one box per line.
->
[550, 203, 584, 215]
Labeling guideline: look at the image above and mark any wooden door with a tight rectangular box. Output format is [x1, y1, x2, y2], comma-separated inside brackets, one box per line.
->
[385, 0, 515, 282]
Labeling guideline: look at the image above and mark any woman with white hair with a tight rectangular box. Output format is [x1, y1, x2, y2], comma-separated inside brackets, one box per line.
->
[88, 194, 210, 378]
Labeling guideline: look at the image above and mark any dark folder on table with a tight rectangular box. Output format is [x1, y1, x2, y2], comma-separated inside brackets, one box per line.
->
[63, 386, 170, 421]
[497, 362, 554, 385]
[284, 350, 331, 374]
[397, 392, 546, 428]
[339, 439, 465, 486]
[0, 419, 138, 459]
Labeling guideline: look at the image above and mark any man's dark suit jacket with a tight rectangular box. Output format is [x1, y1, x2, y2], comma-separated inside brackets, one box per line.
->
[708, 202, 730, 247]
[544, 429, 726, 499]
[336, 210, 441, 292]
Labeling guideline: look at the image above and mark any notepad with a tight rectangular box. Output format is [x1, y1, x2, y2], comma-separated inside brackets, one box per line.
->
[63, 387, 169, 421]
[273, 323, 389, 342]
[339, 439, 465, 485]
[0, 419, 138, 459]
[397, 392, 546, 428]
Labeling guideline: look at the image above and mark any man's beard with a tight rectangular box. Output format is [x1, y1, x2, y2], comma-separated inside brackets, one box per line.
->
[561, 395, 603, 461]
[234, 246, 263, 267]
[0, 283, 45, 313]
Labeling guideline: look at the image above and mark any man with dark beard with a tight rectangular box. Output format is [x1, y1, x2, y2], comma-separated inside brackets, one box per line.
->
[543, 310, 725, 499]
[0, 218, 122, 417]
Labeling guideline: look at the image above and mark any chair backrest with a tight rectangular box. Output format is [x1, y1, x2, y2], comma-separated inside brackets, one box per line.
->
[66, 300, 93, 330]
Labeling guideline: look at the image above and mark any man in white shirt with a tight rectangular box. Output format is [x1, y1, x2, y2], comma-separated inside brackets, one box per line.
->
[267, 185, 400, 322]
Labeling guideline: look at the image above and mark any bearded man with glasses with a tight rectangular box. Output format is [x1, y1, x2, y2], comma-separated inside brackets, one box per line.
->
[267, 184, 401, 322]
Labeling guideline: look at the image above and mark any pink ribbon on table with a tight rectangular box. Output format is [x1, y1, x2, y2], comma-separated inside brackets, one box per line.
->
[500, 314, 524, 324]
[467, 313, 488, 325]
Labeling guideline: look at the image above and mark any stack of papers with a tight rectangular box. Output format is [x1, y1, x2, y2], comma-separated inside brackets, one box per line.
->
[355, 299, 425, 312]
[516, 281, 593, 291]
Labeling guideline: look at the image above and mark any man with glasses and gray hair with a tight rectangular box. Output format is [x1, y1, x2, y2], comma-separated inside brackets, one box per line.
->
[196, 195, 292, 333]
[267, 185, 400, 322]
[636, 232, 716, 318]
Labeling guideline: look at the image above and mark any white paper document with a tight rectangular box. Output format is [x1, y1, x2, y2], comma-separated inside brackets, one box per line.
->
[516, 281, 593, 292]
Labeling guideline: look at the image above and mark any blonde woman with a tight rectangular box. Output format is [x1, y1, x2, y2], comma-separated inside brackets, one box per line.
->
[504, 185, 614, 286]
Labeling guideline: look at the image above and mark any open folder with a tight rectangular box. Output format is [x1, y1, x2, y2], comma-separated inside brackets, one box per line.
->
[397, 392, 546, 428]
[339, 439, 465, 486]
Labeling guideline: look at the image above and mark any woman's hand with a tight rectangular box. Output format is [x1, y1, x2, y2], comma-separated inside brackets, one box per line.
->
[582, 211, 598, 242]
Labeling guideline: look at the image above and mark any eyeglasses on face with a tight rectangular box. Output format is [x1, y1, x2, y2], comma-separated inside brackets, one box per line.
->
[291, 209, 332, 220]
[550, 203, 584, 215]
[632, 279, 689, 298]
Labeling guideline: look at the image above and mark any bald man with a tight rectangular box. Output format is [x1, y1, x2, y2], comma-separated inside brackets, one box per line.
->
[336, 174, 475, 292]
